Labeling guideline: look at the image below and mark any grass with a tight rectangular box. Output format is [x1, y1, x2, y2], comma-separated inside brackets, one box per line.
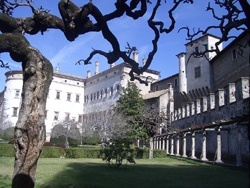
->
[0, 157, 249, 188]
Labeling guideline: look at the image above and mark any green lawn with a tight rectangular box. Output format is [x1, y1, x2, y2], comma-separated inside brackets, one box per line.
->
[0, 157, 249, 188]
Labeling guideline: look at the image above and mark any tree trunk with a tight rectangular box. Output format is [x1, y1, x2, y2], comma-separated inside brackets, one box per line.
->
[0, 33, 53, 188]
[149, 137, 154, 159]
[12, 51, 53, 188]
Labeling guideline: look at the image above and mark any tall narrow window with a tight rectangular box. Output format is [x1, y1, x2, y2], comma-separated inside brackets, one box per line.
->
[155, 85, 159, 91]
[232, 48, 237, 60]
[194, 66, 201, 78]
[78, 115, 83, 123]
[174, 78, 178, 87]
[97, 91, 99, 99]
[67, 93, 71, 101]
[91, 94, 93, 101]
[110, 86, 113, 95]
[195, 46, 199, 54]
[100, 90, 103, 98]
[54, 111, 59, 120]
[105, 88, 108, 97]
[12, 107, 18, 117]
[116, 84, 120, 92]
[15, 90, 20, 98]
[65, 113, 70, 121]
[56, 91, 60, 99]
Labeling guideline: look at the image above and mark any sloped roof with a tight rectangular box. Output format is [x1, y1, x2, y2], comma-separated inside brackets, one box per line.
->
[142, 89, 169, 100]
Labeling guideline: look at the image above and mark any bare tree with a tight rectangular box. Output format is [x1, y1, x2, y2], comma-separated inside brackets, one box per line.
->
[0, 0, 248, 187]
[51, 120, 81, 148]
[141, 110, 167, 159]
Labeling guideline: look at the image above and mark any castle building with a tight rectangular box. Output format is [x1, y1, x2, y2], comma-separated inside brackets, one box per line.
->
[0, 53, 159, 136]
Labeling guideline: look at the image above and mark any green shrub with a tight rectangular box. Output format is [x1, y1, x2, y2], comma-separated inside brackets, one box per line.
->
[134, 147, 149, 159]
[40, 146, 65, 158]
[65, 147, 101, 158]
[0, 144, 14, 157]
[101, 139, 135, 168]
[82, 133, 101, 145]
[50, 136, 80, 147]
[153, 149, 167, 158]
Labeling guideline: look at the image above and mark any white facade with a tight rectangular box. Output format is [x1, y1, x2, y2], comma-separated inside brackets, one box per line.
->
[1, 61, 159, 134]
[185, 34, 222, 92]
[2, 70, 85, 133]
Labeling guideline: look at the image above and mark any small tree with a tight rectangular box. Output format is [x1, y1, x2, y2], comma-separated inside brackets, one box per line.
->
[101, 110, 135, 168]
[51, 120, 81, 148]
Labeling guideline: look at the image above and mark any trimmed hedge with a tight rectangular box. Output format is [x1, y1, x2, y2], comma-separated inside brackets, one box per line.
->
[65, 147, 101, 158]
[0, 144, 167, 159]
[40, 146, 65, 158]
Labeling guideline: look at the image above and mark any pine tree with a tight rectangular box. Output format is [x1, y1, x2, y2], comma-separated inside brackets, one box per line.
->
[116, 82, 147, 140]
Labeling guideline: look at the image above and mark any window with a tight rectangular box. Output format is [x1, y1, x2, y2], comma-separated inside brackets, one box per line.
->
[116, 84, 120, 92]
[194, 66, 201, 78]
[94, 93, 96, 100]
[203, 43, 208, 51]
[12, 107, 18, 117]
[91, 94, 93, 101]
[54, 111, 59, 120]
[100, 90, 103, 98]
[84, 95, 87, 103]
[110, 86, 113, 95]
[15, 90, 20, 98]
[155, 85, 159, 91]
[67, 93, 71, 101]
[105, 88, 108, 96]
[195, 46, 199, 54]
[65, 113, 70, 121]
[174, 78, 178, 87]
[56, 91, 60, 99]
[97, 91, 99, 99]
[232, 48, 237, 60]
[78, 115, 83, 123]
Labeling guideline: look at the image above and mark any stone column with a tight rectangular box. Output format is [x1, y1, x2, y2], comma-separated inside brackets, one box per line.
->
[170, 135, 174, 155]
[162, 136, 166, 150]
[176, 135, 180, 156]
[216, 127, 223, 163]
[201, 130, 208, 161]
[156, 137, 159, 150]
[228, 83, 236, 103]
[218, 89, 225, 107]
[166, 135, 169, 155]
[153, 137, 156, 149]
[196, 99, 201, 114]
[210, 93, 215, 110]
[236, 126, 243, 166]
[191, 132, 197, 159]
[182, 133, 187, 157]
[158, 137, 162, 150]
[202, 96, 207, 112]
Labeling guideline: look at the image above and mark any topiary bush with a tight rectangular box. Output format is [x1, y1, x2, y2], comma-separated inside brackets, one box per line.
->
[40, 146, 65, 158]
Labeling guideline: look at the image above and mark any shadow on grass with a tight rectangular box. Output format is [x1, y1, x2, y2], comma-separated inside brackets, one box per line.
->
[39, 160, 249, 188]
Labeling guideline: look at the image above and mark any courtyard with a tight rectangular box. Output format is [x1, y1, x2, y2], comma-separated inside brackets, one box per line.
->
[0, 157, 248, 188]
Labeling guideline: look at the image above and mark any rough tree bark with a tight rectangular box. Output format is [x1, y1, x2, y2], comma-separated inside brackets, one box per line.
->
[0, 33, 53, 187]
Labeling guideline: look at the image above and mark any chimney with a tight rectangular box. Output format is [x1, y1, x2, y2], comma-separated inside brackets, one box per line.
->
[133, 51, 139, 63]
[110, 63, 115, 68]
[176, 52, 187, 93]
[95, 61, 100, 75]
[87, 70, 91, 78]
[142, 58, 147, 66]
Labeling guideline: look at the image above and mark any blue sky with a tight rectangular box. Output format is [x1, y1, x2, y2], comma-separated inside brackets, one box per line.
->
[0, 0, 244, 91]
